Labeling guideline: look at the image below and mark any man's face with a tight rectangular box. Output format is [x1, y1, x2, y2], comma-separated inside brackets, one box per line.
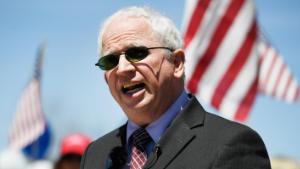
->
[101, 16, 183, 126]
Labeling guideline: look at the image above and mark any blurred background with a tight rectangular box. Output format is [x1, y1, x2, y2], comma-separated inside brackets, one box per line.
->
[0, 0, 299, 167]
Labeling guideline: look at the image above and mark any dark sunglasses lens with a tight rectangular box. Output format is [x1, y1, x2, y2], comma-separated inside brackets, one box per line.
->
[97, 54, 119, 70]
[126, 47, 149, 62]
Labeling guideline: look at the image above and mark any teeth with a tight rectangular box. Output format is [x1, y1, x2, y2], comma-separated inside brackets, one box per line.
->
[123, 83, 139, 89]
[122, 83, 145, 94]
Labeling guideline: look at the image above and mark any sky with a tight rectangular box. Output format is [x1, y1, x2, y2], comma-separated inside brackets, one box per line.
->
[0, 0, 300, 162]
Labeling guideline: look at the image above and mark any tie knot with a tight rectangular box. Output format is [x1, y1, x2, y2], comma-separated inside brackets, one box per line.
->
[131, 128, 152, 151]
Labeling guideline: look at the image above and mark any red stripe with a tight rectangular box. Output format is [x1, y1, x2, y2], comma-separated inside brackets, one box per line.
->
[261, 52, 277, 91]
[293, 86, 300, 101]
[234, 76, 258, 121]
[187, 0, 246, 93]
[271, 61, 285, 97]
[283, 75, 293, 100]
[184, 0, 211, 48]
[211, 21, 257, 109]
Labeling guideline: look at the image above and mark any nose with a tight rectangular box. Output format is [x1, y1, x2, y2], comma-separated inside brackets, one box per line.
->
[116, 54, 135, 75]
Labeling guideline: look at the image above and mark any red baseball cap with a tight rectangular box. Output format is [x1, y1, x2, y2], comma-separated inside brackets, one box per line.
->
[60, 133, 92, 156]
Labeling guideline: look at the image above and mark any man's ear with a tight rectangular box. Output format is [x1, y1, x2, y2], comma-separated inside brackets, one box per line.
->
[104, 73, 108, 84]
[172, 49, 185, 78]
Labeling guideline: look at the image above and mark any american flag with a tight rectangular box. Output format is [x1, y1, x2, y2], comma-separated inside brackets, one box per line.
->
[182, 0, 299, 121]
[9, 43, 50, 159]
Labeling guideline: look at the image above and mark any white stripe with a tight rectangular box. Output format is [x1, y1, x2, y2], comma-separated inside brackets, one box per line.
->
[181, 0, 199, 34]
[269, 55, 284, 95]
[257, 40, 267, 89]
[276, 67, 289, 99]
[264, 54, 281, 95]
[258, 47, 276, 90]
[286, 79, 298, 102]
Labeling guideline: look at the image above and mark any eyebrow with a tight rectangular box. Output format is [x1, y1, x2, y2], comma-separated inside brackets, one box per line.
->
[102, 42, 146, 56]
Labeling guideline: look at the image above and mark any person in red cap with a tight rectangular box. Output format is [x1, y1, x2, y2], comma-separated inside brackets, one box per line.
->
[54, 133, 91, 169]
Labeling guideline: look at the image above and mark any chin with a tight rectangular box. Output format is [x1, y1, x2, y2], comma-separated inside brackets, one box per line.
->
[125, 108, 153, 122]
[130, 116, 153, 126]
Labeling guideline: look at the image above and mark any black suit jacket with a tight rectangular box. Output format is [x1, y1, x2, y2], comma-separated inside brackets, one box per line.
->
[81, 96, 271, 169]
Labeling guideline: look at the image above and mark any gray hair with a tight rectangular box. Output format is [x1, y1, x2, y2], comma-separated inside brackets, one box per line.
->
[98, 6, 183, 56]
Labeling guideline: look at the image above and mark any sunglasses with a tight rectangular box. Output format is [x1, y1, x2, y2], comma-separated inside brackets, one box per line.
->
[95, 46, 174, 70]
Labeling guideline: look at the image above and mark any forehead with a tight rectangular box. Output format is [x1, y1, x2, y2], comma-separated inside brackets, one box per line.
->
[101, 15, 160, 54]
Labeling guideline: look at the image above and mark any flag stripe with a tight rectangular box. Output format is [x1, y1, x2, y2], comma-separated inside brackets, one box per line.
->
[283, 75, 293, 101]
[212, 20, 257, 109]
[258, 43, 269, 66]
[187, 0, 245, 93]
[276, 68, 289, 99]
[265, 54, 282, 95]
[234, 76, 258, 121]
[294, 86, 300, 101]
[184, 0, 211, 48]
[272, 60, 285, 96]
[287, 80, 298, 101]
[262, 52, 276, 92]
[258, 45, 273, 91]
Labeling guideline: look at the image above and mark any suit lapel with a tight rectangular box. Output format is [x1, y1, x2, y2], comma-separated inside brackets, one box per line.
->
[104, 124, 128, 169]
[144, 96, 206, 169]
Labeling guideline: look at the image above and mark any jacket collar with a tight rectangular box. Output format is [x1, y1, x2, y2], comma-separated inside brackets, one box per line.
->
[143, 95, 206, 169]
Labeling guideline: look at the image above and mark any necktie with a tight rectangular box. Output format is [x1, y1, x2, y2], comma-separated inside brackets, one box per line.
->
[130, 128, 152, 169]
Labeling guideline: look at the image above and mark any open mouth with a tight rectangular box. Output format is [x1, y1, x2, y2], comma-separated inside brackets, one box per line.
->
[121, 83, 145, 95]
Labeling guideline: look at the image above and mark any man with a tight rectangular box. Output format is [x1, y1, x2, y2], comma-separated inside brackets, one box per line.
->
[55, 133, 91, 169]
[81, 6, 271, 169]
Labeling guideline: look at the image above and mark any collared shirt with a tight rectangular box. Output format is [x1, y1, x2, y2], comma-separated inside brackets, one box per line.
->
[126, 90, 189, 156]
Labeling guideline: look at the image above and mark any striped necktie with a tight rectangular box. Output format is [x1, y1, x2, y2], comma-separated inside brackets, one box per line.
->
[129, 128, 152, 169]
